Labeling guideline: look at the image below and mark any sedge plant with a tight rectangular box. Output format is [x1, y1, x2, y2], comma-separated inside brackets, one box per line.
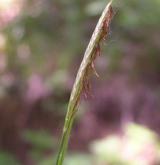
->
[56, 1, 114, 165]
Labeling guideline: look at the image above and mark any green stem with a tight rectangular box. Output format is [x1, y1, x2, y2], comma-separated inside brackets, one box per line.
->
[56, 1, 113, 165]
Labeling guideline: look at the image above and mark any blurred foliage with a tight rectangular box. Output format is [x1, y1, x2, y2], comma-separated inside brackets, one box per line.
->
[64, 153, 92, 165]
[0, 151, 20, 165]
[91, 123, 160, 165]
[22, 129, 57, 162]
[23, 130, 56, 150]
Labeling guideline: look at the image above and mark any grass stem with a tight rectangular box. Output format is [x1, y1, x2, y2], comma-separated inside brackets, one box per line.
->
[56, 1, 114, 164]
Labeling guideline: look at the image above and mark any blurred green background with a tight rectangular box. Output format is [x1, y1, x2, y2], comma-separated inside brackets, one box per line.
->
[0, 0, 160, 164]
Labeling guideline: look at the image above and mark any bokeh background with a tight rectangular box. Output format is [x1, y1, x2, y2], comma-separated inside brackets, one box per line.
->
[0, 0, 160, 165]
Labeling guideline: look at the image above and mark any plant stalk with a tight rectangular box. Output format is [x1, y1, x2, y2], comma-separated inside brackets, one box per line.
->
[56, 1, 114, 165]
